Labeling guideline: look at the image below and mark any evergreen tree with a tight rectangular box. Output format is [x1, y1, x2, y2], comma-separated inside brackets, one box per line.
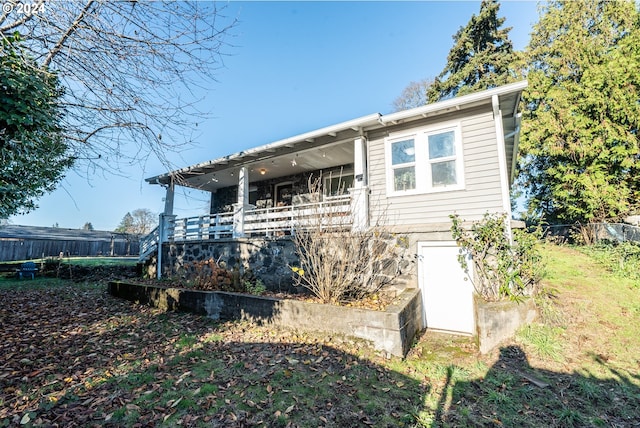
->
[518, 1, 640, 224]
[82, 222, 94, 231]
[427, 0, 519, 102]
[114, 212, 135, 234]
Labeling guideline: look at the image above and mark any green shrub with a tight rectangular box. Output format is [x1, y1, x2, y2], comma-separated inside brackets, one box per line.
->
[450, 213, 543, 302]
[243, 278, 266, 295]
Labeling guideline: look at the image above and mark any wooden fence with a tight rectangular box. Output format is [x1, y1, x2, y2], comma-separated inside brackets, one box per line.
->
[0, 226, 140, 261]
[0, 238, 139, 261]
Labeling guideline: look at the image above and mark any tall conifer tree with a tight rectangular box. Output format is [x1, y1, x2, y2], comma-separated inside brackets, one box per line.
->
[427, 0, 518, 102]
[519, 0, 640, 223]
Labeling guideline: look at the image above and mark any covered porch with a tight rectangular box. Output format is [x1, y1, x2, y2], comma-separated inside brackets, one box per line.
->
[141, 114, 382, 262]
[139, 193, 354, 261]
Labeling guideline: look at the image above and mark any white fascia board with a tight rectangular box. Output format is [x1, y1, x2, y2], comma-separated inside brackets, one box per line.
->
[261, 113, 382, 149]
[379, 80, 528, 125]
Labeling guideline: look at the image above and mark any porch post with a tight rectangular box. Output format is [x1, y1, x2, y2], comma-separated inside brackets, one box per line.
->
[156, 212, 176, 279]
[233, 166, 249, 238]
[351, 137, 369, 232]
[163, 178, 175, 216]
[157, 213, 165, 279]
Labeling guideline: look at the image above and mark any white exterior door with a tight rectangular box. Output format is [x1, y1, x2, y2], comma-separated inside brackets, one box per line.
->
[418, 241, 474, 334]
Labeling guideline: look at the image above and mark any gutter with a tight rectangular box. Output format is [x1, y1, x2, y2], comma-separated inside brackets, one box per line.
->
[379, 80, 528, 125]
[492, 94, 513, 243]
[509, 113, 523, 184]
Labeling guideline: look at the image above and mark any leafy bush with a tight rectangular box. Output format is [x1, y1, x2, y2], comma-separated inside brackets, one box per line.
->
[243, 278, 266, 295]
[450, 213, 543, 302]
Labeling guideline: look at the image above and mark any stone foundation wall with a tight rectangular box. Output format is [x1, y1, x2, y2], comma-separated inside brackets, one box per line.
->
[157, 238, 300, 292]
[144, 234, 417, 294]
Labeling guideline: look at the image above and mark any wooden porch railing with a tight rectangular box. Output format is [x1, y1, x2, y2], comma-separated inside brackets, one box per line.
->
[139, 195, 352, 260]
[173, 212, 235, 241]
[139, 225, 159, 260]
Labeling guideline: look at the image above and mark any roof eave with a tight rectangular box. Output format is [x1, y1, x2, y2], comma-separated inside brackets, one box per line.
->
[147, 81, 528, 186]
[379, 80, 528, 125]
[146, 113, 382, 185]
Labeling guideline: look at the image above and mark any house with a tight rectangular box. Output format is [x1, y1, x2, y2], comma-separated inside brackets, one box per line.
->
[142, 81, 527, 335]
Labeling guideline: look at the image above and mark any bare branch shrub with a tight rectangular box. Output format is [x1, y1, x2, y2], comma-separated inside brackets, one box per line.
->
[291, 177, 409, 304]
[570, 223, 596, 245]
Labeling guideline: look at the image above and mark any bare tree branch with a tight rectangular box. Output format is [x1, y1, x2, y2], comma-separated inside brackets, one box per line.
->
[392, 78, 433, 112]
[42, 0, 95, 67]
[2, 0, 237, 177]
[291, 177, 411, 304]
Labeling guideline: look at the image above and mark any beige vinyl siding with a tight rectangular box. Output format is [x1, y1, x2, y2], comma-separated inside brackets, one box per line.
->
[368, 108, 506, 227]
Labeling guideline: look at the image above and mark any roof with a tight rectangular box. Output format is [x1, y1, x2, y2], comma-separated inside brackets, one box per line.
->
[147, 81, 527, 190]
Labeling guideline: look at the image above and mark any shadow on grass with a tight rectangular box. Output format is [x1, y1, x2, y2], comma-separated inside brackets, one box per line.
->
[433, 345, 640, 427]
[0, 280, 427, 427]
[95, 340, 427, 427]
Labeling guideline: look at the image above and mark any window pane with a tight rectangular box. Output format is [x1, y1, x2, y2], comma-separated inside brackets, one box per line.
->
[391, 139, 415, 165]
[326, 175, 354, 196]
[431, 160, 457, 186]
[394, 166, 416, 191]
[428, 131, 455, 159]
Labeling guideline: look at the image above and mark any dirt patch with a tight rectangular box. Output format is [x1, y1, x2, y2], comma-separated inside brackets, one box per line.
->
[127, 277, 399, 311]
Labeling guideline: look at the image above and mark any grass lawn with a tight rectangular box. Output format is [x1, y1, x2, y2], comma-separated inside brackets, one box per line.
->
[60, 257, 139, 267]
[4, 257, 138, 267]
[1, 243, 639, 427]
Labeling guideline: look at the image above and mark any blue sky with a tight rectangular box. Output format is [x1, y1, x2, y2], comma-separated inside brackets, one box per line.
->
[11, 1, 541, 231]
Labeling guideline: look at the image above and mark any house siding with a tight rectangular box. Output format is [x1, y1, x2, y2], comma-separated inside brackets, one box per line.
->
[368, 107, 505, 229]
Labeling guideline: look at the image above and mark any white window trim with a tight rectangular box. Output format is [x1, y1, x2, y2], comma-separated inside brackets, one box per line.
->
[387, 134, 419, 194]
[385, 123, 465, 197]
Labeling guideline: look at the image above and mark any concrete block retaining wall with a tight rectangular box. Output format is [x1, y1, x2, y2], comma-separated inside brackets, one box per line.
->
[108, 281, 424, 357]
[475, 297, 537, 354]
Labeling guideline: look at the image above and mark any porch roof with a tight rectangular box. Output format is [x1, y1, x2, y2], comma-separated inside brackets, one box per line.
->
[147, 81, 527, 191]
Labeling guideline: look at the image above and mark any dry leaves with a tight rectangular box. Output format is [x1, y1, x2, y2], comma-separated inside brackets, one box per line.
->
[0, 283, 424, 427]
